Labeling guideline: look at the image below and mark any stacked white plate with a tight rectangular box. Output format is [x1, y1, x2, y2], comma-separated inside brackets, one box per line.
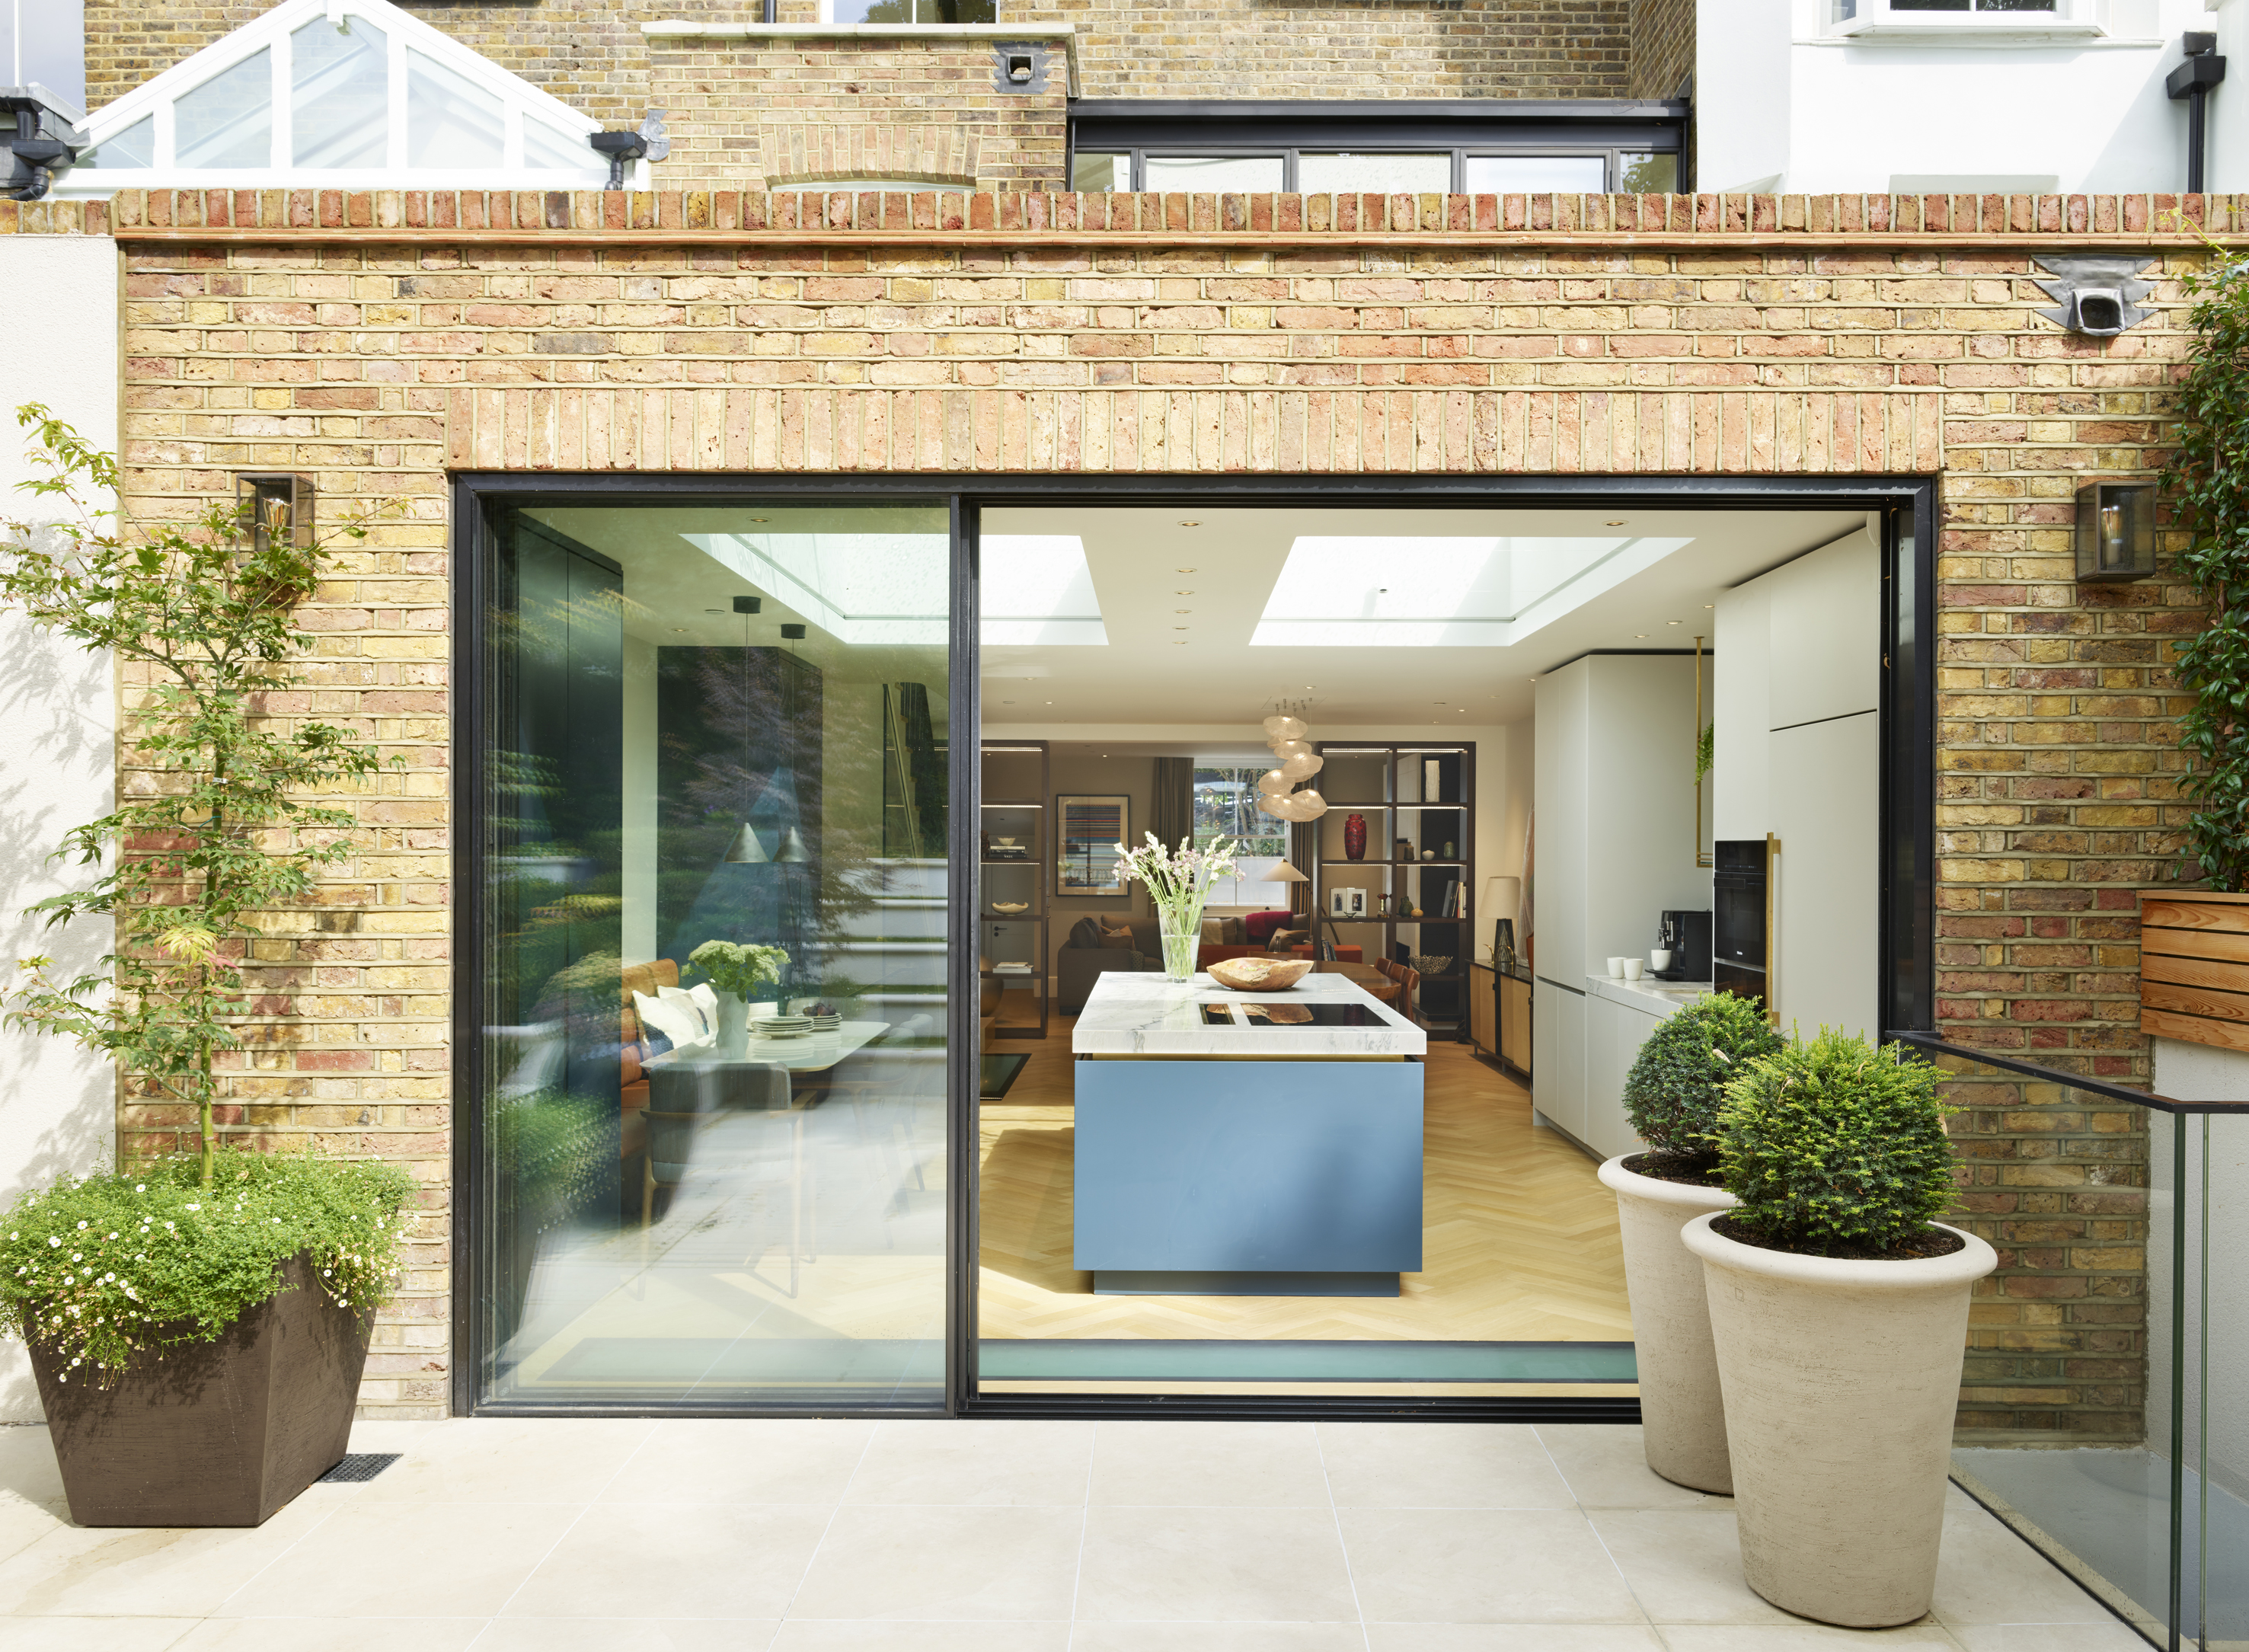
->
[806, 1013, 842, 1034]
[754, 1015, 813, 1040]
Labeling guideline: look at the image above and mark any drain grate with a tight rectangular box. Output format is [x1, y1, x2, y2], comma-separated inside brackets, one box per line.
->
[318, 1452, 402, 1484]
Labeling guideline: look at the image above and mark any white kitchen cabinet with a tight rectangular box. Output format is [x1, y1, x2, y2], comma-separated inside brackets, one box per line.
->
[1765, 528, 1880, 730]
[1534, 983, 1587, 1142]
[1770, 711, 1880, 1040]
[1583, 989, 1660, 1161]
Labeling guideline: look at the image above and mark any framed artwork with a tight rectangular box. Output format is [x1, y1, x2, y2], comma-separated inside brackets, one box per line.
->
[1329, 885, 1367, 919]
[1057, 794, 1130, 896]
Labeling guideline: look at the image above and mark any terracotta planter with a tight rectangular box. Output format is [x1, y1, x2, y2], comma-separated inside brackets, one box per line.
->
[1596, 1155, 1735, 1494]
[28, 1254, 370, 1527]
[1682, 1213, 1997, 1628]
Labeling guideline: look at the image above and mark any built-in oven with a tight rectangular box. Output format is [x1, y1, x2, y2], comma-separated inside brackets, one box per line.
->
[1713, 838, 1768, 1008]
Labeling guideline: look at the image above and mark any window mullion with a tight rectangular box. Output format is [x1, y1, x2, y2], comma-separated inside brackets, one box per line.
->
[388, 32, 407, 169]
[272, 22, 291, 169]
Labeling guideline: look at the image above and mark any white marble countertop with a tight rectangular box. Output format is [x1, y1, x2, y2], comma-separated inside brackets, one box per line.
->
[1073, 970, 1426, 1058]
[1586, 975, 1714, 1017]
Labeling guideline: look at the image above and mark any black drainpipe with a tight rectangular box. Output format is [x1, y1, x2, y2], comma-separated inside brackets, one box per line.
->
[2168, 31, 2227, 194]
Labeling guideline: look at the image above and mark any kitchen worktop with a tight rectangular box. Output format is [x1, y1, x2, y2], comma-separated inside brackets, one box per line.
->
[1584, 974, 1714, 1016]
[1073, 969, 1425, 1059]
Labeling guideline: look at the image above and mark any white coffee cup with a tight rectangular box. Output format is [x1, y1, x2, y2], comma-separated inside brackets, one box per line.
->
[1622, 959, 1645, 980]
[1650, 949, 1673, 972]
[1606, 957, 1627, 977]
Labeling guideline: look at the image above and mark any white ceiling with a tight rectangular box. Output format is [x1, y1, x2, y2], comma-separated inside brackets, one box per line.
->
[979, 505, 1868, 727]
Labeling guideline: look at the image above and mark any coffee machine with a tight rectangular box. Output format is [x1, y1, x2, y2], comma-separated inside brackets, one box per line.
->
[1652, 909, 1711, 981]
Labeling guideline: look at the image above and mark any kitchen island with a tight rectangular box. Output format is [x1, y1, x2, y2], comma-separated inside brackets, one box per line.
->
[1072, 970, 1426, 1296]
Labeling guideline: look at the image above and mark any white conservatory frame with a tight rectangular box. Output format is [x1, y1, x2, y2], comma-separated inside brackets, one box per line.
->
[53, 0, 628, 198]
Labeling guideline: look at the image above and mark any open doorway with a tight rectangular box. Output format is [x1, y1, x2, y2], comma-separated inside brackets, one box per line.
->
[970, 502, 1886, 1399]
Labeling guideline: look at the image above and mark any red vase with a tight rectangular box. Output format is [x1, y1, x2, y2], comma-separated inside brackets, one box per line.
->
[1343, 813, 1367, 861]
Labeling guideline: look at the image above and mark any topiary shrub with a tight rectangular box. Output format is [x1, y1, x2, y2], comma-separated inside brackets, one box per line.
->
[1621, 991, 1785, 1176]
[1714, 1028, 1960, 1257]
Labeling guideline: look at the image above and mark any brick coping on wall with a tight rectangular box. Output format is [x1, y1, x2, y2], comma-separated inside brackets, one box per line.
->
[5, 189, 2244, 244]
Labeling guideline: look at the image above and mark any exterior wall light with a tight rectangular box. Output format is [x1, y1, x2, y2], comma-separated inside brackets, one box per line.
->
[2075, 481, 2158, 583]
[2032, 254, 2155, 337]
[234, 472, 313, 553]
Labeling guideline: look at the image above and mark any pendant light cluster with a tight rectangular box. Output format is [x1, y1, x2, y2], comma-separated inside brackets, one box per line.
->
[1255, 701, 1328, 823]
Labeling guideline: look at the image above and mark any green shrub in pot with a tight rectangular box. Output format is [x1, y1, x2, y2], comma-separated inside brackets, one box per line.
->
[1621, 991, 1784, 1179]
[1684, 1028, 1993, 1627]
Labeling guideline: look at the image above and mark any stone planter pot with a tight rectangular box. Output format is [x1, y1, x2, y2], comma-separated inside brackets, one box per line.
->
[27, 1254, 370, 1528]
[1682, 1212, 1997, 1628]
[1596, 1155, 1735, 1495]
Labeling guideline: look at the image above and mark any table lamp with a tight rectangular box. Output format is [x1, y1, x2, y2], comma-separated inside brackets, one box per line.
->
[1483, 875, 1522, 967]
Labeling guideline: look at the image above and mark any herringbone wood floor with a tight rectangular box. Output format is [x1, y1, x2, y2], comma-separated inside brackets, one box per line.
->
[978, 1018, 1631, 1343]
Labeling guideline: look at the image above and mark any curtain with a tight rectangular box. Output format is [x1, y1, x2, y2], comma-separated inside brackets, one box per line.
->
[1150, 756, 1194, 853]
[1289, 817, 1316, 917]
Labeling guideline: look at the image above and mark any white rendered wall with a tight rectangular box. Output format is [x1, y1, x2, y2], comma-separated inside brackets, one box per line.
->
[2213, 0, 2247, 191]
[0, 235, 118, 1422]
[1700, 1, 2224, 194]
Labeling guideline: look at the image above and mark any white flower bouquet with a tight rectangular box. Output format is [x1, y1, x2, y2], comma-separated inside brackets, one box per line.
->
[1113, 832, 1239, 979]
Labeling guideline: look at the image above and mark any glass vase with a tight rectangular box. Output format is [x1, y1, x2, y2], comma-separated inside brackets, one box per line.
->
[1156, 906, 1201, 981]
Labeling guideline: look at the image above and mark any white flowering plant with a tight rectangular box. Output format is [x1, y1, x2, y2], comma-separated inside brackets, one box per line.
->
[0, 1149, 413, 1382]
[1113, 832, 1239, 976]
[687, 939, 791, 999]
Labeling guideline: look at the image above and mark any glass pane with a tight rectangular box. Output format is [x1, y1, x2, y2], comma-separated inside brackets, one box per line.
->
[524, 116, 593, 172]
[291, 16, 387, 170]
[479, 502, 953, 1408]
[1071, 152, 1125, 192]
[1193, 766, 1291, 909]
[1463, 153, 1608, 193]
[1298, 152, 1450, 194]
[174, 47, 273, 170]
[1618, 152, 1679, 193]
[76, 115, 154, 170]
[406, 47, 504, 169]
[1141, 154, 1285, 192]
[932, 0, 998, 18]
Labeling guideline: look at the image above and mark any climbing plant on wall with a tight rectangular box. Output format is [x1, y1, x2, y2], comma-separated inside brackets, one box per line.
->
[2168, 246, 2249, 890]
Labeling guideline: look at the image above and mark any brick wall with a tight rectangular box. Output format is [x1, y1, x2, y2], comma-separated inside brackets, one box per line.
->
[89, 0, 1632, 117]
[650, 35, 1069, 193]
[24, 184, 2241, 1427]
[1629, 0, 1693, 101]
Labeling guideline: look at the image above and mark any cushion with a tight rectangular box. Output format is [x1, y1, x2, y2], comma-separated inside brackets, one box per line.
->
[686, 981, 718, 1029]
[660, 984, 713, 1041]
[1068, 916, 1103, 949]
[1098, 924, 1138, 951]
[1200, 918, 1224, 945]
[1244, 909, 1295, 944]
[633, 989, 711, 1056]
[1222, 916, 1248, 946]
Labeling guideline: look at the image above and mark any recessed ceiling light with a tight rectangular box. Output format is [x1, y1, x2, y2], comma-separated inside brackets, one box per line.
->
[1666, 620, 1682, 625]
[671, 628, 688, 633]
[1174, 590, 1194, 595]
[1704, 604, 1714, 609]
[1179, 521, 1201, 527]
[1175, 609, 1191, 614]
[1177, 567, 1197, 573]
[1003, 699, 1015, 705]
[1174, 626, 1188, 631]
[751, 517, 768, 522]
[1606, 519, 1626, 526]
[1635, 633, 1649, 638]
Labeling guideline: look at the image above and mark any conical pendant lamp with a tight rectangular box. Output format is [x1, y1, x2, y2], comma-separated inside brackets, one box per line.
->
[775, 826, 812, 863]
[723, 822, 769, 864]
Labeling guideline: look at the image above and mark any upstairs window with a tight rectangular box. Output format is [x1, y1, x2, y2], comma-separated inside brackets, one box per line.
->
[1826, 0, 2111, 36]
[826, 1, 1000, 21]
[62, 0, 609, 192]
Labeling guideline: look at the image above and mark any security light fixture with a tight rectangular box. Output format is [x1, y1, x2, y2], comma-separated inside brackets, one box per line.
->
[2075, 481, 2158, 583]
[235, 472, 313, 554]
[2032, 254, 2155, 338]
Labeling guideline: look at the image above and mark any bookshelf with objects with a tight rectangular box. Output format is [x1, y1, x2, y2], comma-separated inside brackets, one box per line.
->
[1311, 742, 1475, 1040]
[980, 741, 1049, 1038]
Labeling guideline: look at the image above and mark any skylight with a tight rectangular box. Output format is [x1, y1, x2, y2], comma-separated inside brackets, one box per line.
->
[679, 532, 1105, 647]
[58, 0, 610, 193]
[1251, 535, 1695, 647]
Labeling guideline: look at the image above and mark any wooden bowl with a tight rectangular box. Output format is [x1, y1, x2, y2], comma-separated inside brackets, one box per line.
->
[1206, 957, 1314, 992]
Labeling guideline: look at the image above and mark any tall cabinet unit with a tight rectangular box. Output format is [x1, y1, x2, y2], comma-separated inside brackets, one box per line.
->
[1311, 743, 1474, 1039]
[979, 742, 1049, 1038]
[1531, 656, 1708, 1155]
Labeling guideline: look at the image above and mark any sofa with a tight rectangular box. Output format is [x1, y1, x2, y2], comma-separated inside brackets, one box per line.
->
[1058, 911, 1159, 1011]
[617, 958, 682, 1163]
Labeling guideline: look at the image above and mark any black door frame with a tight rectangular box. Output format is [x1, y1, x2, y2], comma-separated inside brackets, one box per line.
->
[449, 471, 1938, 1421]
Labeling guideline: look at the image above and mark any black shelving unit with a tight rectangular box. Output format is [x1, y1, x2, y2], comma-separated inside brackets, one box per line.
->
[980, 741, 1049, 1038]
[1309, 742, 1475, 1039]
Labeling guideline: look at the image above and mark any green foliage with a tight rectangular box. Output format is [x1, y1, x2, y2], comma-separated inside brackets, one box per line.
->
[2165, 246, 2249, 889]
[1695, 723, 1714, 783]
[1621, 991, 1784, 1170]
[0, 1150, 414, 1382]
[1715, 1028, 1960, 1255]
[688, 939, 790, 997]
[0, 407, 393, 1182]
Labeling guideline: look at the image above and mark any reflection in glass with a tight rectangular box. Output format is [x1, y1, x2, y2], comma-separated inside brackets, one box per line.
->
[77, 116, 155, 170]
[1071, 152, 1125, 193]
[523, 116, 594, 172]
[1464, 154, 1608, 193]
[1299, 153, 1450, 194]
[174, 48, 273, 169]
[1142, 154, 1286, 192]
[292, 17, 388, 169]
[480, 504, 951, 1408]
[832, 0, 998, 18]
[407, 48, 505, 169]
[1618, 152, 1679, 193]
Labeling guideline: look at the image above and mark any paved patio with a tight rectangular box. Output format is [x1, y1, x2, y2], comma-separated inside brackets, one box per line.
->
[0, 1416, 2140, 1650]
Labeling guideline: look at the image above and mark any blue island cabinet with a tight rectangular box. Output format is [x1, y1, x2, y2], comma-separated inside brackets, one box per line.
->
[1072, 1055, 1425, 1297]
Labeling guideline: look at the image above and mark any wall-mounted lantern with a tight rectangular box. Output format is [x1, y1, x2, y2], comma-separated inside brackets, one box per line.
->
[234, 472, 313, 553]
[2075, 480, 2158, 583]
